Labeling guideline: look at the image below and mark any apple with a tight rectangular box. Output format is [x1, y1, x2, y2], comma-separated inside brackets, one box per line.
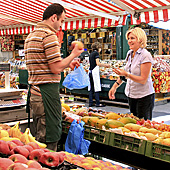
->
[12, 146, 30, 158]
[9, 154, 28, 164]
[27, 142, 40, 149]
[7, 163, 28, 170]
[39, 152, 59, 167]
[29, 149, 45, 161]
[11, 140, 24, 146]
[7, 141, 17, 151]
[64, 117, 74, 123]
[102, 167, 117, 170]
[53, 152, 65, 164]
[0, 140, 10, 155]
[23, 145, 34, 153]
[81, 163, 93, 169]
[43, 148, 50, 152]
[71, 41, 84, 50]
[0, 158, 13, 170]
[27, 160, 42, 169]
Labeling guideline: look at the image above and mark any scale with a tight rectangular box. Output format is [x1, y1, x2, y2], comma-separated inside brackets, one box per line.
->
[0, 63, 27, 122]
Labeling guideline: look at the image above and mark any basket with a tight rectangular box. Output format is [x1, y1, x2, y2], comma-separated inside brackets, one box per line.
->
[145, 141, 170, 162]
[84, 126, 110, 145]
[109, 132, 146, 155]
[62, 121, 71, 134]
[62, 121, 110, 145]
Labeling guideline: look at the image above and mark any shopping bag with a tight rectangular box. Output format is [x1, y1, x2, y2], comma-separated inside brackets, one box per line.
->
[62, 64, 90, 90]
[65, 119, 91, 155]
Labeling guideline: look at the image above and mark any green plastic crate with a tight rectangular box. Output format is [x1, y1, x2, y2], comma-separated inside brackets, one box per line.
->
[62, 121, 71, 134]
[62, 121, 110, 145]
[109, 132, 146, 155]
[145, 141, 170, 162]
[84, 126, 110, 145]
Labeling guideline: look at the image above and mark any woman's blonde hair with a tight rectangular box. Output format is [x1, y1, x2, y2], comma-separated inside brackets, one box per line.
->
[126, 27, 147, 48]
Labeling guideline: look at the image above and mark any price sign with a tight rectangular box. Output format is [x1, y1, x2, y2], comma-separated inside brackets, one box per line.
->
[73, 34, 78, 39]
[90, 33, 96, 38]
[0, 63, 10, 72]
[100, 32, 105, 37]
[81, 33, 86, 39]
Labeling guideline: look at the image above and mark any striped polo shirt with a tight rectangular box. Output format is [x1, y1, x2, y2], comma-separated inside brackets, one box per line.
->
[24, 22, 62, 95]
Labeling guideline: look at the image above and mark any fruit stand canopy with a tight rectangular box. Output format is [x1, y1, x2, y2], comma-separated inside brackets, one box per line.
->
[0, 0, 170, 35]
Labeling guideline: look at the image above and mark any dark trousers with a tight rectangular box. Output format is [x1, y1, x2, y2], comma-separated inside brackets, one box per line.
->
[128, 93, 155, 120]
[89, 72, 100, 106]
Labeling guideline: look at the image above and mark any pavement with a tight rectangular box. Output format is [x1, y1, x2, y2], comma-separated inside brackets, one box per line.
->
[77, 99, 170, 125]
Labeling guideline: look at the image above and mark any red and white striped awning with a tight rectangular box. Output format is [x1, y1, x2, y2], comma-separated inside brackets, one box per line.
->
[0, 25, 35, 36]
[0, 0, 170, 35]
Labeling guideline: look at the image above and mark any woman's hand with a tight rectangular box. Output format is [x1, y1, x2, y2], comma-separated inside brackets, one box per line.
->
[113, 68, 128, 77]
[105, 64, 111, 68]
[109, 86, 116, 100]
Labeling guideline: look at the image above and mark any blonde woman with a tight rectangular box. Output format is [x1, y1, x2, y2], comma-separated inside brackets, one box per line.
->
[109, 27, 155, 120]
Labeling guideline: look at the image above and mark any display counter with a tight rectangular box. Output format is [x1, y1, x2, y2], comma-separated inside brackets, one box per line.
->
[64, 78, 127, 101]
[0, 89, 27, 123]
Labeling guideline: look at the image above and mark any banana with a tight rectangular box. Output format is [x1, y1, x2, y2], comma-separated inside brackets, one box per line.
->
[12, 128, 22, 139]
[20, 128, 30, 144]
[34, 140, 47, 149]
[9, 122, 19, 137]
[8, 122, 22, 139]
[26, 128, 47, 148]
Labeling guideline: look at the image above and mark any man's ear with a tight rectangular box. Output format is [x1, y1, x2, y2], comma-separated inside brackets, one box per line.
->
[51, 14, 57, 22]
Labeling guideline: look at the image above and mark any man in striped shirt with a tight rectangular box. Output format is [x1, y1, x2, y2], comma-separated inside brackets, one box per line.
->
[24, 3, 84, 151]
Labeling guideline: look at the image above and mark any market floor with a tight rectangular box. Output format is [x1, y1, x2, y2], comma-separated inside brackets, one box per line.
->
[79, 100, 170, 124]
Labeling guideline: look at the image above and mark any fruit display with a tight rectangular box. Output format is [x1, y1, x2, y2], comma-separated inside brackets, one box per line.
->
[3, 122, 47, 149]
[62, 104, 170, 147]
[64, 152, 131, 170]
[152, 56, 170, 93]
[0, 122, 67, 169]
[0, 35, 14, 51]
[0, 73, 19, 89]
[0, 119, 134, 170]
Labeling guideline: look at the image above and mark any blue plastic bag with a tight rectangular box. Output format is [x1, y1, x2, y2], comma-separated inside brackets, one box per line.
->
[65, 119, 91, 155]
[62, 64, 90, 90]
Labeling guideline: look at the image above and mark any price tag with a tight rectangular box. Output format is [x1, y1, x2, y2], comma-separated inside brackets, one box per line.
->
[90, 33, 96, 38]
[109, 32, 113, 36]
[100, 32, 105, 37]
[73, 34, 78, 39]
[81, 33, 86, 39]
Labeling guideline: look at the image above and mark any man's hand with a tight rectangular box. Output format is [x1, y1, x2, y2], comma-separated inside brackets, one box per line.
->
[69, 59, 80, 70]
[71, 44, 84, 58]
